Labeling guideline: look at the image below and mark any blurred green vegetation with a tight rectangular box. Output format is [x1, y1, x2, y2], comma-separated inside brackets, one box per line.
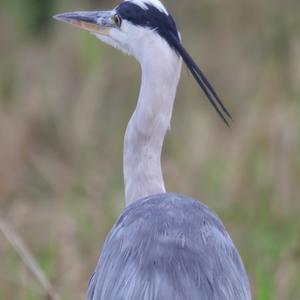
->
[0, 0, 300, 299]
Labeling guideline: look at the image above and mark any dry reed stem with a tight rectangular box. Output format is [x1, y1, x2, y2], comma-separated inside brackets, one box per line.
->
[0, 217, 62, 300]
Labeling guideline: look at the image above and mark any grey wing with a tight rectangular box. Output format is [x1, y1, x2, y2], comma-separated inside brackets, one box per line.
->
[87, 193, 251, 300]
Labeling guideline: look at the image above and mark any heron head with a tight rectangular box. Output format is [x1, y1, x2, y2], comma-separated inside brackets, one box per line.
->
[54, 0, 180, 62]
[54, 0, 232, 125]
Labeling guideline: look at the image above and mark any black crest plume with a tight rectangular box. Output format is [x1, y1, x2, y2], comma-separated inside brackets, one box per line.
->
[169, 32, 232, 126]
[117, 2, 232, 126]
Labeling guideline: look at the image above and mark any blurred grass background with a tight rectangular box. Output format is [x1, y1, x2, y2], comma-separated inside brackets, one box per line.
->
[0, 0, 300, 299]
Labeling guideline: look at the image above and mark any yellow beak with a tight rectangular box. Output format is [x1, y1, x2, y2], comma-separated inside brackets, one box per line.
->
[53, 11, 114, 35]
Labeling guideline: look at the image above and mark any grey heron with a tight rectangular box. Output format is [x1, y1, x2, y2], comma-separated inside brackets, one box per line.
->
[54, 0, 251, 299]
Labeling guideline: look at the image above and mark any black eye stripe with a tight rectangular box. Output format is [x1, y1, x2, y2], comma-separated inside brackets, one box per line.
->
[116, 2, 180, 50]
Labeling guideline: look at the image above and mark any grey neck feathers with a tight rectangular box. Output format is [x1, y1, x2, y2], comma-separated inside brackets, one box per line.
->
[124, 47, 182, 206]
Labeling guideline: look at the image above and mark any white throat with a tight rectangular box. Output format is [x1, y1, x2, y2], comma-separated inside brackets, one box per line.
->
[124, 38, 182, 206]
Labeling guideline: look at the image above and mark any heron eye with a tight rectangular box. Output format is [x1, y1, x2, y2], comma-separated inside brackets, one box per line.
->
[113, 14, 122, 28]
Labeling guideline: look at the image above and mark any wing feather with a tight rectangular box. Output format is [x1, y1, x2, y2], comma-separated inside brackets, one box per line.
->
[88, 193, 250, 300]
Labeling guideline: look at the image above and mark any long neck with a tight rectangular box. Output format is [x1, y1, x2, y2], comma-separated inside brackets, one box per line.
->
[124, 49, 182, 206]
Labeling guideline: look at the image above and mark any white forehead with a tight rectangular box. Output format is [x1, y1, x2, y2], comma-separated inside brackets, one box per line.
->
[125, 0, 168, 15]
